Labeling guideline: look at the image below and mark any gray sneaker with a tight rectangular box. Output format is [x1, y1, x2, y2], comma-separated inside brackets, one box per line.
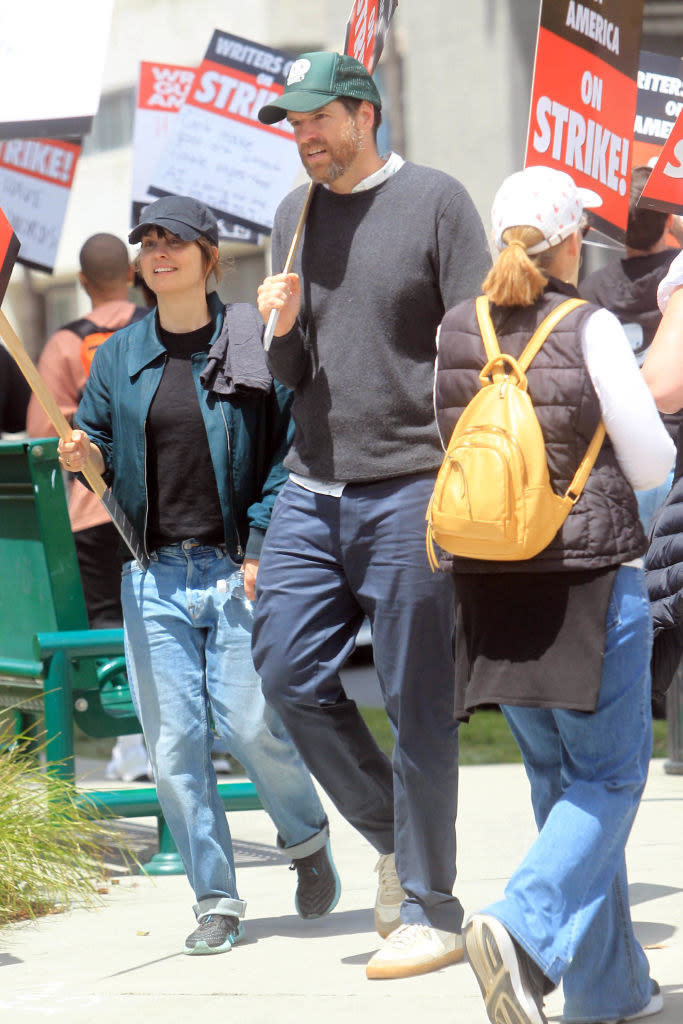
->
[183, 913, 244, 955]
[374, 852, 405, 938]
[464, 914, 547, 1024]
[290, 840, 341, 919]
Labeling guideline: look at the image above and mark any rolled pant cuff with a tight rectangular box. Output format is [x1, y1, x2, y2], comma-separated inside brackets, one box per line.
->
[194, 896, 247, 920]
[277, 820, 329, 861]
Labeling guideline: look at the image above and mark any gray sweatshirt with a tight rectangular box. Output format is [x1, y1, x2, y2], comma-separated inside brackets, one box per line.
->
[267, 160, 491, 482]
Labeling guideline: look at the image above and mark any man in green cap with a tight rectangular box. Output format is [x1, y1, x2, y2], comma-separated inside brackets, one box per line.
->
[252, 50, 491, 980]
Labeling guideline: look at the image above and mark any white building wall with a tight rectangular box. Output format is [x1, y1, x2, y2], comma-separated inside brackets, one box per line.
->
[399, 2, 537, 222]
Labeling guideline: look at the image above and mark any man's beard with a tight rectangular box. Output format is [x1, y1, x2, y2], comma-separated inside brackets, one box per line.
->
[301, 117, 364, 184]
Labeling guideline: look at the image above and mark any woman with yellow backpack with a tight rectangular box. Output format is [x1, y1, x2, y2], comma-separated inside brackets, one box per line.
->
[432, 166, 673, 1024]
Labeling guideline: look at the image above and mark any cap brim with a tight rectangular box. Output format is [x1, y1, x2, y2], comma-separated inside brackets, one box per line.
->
[258, 89, 337, 124]
[578, 187, 602, 210]
[129, 217, 204, 245]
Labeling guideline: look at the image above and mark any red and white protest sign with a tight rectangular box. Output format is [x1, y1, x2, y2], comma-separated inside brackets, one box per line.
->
[0, 207, 20, 304]
[0, 2, 113, 140]
[633, 51, 683, 171]
[132, 61, 197, 226]
[345, 0, 398, 74]
[149, 31, 299, 236]
[637, 55, 683, 214]
[525, 1, 644, 242]
[132, 61, 258, 244]
[639, 109, 683, 213]
[0, 138, 81, 273]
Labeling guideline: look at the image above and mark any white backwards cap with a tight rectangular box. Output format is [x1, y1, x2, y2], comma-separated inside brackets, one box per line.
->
[491, 165, 602, 255]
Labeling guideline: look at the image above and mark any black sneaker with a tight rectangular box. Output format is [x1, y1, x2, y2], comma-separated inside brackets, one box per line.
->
[464, 914, 547, 1024]
[290, 840, 341, 919]
[183, 913, 244, 956]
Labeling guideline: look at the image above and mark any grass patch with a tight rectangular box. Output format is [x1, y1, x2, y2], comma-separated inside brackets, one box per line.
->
[359, 707, 669, 764]
[0, 736, 131, 929]
[70, 707, 669, 767]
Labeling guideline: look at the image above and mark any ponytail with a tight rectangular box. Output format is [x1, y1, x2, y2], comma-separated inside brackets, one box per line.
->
[482, 226, 559, 307]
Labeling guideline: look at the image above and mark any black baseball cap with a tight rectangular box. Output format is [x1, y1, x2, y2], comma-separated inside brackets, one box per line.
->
[258, 51, 382, 125]
[129, 195, 219, 246]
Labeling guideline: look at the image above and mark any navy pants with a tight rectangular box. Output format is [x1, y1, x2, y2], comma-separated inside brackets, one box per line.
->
[252, 474, 463, 932]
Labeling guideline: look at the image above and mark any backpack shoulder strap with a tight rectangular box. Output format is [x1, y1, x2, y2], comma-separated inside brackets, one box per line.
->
[62, 316, 100, 340]
[517, 296, 604, 503]
[474, 294, 501, 362]
[475, 296, 587, 371]
[565, 421, 606, 504]
[475, 294, 604, 503]
[518, 297, 587, 372]
[63, 304, 149, 339]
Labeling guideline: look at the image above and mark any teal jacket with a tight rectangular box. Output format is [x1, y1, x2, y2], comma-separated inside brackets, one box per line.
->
[75, 292, 293, 562]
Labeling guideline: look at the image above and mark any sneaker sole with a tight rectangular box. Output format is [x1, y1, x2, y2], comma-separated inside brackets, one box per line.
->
[464, 916, 546, 1024]
[366, 944, 464, 980]
[183, 921, 245, 956]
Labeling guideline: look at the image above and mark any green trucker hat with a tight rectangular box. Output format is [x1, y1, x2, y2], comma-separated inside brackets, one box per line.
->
[258, 51, 382, 125]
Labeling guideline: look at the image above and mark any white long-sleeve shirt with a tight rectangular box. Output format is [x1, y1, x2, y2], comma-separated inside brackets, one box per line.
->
[581, 307, 674, 490]
[657, 247, 683, 312]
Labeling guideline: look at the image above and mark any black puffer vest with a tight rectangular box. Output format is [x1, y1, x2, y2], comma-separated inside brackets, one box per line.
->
[435, 283, 646, 573]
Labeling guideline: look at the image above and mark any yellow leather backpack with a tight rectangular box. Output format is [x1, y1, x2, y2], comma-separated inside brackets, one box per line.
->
[426, 295, 605, 567]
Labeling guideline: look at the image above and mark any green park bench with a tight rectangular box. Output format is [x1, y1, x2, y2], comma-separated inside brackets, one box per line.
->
[0, 437, 262, 873]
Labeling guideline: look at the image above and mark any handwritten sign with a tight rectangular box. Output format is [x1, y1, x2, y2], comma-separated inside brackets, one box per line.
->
[148, 31, 299, 236]
[0, 138, 81, 273]
[132, 61, 258, 245]
[0, 1, 113, 139]
[525, 0, 645, 242]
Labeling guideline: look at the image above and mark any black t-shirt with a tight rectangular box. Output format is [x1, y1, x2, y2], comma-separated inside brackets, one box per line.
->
[146, 317, 225, 550]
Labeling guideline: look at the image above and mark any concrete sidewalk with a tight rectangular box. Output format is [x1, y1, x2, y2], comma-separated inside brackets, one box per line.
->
[1, 759, 681, 1024]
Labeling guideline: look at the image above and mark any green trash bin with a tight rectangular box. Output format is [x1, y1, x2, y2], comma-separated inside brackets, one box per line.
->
[665, 658, 683, 775]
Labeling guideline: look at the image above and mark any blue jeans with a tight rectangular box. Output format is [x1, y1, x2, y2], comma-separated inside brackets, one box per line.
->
[121, 541, 329, 921]
[252, 475, 462, 932]
[483, 566, 656, 1022]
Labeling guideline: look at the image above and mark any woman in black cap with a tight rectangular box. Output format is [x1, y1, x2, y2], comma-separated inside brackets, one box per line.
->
[58, 195, 338, 955]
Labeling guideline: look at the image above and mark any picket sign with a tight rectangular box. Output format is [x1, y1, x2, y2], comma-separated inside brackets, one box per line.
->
[640, 105, 683, 214]
[525, 0, 645, 244]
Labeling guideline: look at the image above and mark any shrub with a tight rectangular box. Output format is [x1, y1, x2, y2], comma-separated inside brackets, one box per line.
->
[0, 737, 124, 928]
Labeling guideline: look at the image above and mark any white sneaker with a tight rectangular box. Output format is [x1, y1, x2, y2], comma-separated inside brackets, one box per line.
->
[366, 923, 464, 979]
[602, 983, 663, 1023]
[374, 852, 405, 938]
